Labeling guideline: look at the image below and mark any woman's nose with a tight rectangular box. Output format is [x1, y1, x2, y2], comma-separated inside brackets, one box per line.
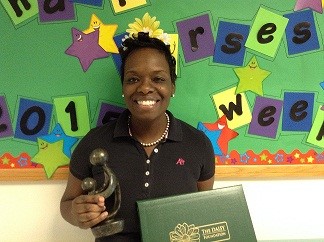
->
[137, 78, 154, 94]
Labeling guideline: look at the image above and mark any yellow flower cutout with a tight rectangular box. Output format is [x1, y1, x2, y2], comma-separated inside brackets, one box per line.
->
[126, 12, 170, 45]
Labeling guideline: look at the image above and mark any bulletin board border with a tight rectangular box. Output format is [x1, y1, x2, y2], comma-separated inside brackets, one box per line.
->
[1, 165, 324, 181]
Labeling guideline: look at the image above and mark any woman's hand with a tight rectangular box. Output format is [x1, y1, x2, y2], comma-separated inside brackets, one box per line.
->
[71, 194, 108, 229]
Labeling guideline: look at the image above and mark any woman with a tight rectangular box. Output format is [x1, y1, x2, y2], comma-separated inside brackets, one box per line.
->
[60, 32, 215, 242]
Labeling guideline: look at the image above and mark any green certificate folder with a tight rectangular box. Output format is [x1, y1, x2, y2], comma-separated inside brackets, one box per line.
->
[137, 185, 257, 242]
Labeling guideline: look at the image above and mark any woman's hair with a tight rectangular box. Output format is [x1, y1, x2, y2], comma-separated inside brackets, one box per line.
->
[119, 32, 177, 84]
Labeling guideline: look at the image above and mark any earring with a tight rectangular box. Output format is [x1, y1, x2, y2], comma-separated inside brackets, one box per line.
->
[122, 94, 125, 98]
[172, 94, 175, 97]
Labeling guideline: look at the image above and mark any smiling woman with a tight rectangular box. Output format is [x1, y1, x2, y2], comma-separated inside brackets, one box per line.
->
[60, 32, 216, 242]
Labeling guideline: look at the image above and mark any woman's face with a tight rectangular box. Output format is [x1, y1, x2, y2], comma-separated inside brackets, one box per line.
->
[122, 47, 175, 121]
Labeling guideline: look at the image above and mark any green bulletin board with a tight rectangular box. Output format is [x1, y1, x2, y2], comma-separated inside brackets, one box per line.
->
[1, 0, 323, 180]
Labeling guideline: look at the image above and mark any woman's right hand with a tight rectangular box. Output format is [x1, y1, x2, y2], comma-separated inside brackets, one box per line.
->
[71, 194, 108, 229]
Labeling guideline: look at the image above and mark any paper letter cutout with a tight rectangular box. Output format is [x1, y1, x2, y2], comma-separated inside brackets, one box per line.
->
[14, 98, 53, 142]
[176, 14, 215, 63]
[1, 0, 38, 26]
[248, 96, 283, 138]
[112, 32, 127, 76]
[284, 9, 320, 55]
[282, 92, 314, 131]
[96, 102, 125, 126]
[0, 96, 14, 138]
[110, 0, 147, 13]
[38, 0, 75, 23]
[53, 95, 90, 137]
[245, 7, 289, 58]
[213, 21, 250, 66]
[212, 87, 252, 129]
[307, 106, 324, 148]
[71, 0, 102, 7]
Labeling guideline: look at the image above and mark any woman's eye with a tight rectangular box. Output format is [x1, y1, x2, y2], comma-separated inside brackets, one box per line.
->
[153, 77, 165, 82]
[125, 77, 139, 83]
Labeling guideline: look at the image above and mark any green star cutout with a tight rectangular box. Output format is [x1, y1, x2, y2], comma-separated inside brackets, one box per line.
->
[1, 156, 10, 165]
[234, 56, 271, 96]
[32, 138, 70, 178]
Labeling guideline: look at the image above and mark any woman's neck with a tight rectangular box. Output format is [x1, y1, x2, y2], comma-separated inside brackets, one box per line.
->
[128, 112, 169, 145]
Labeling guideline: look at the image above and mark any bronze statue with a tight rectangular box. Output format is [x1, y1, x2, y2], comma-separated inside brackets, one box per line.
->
[81, 148, 124, 238]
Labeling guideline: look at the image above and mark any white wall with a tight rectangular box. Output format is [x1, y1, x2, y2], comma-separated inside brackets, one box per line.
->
[1, 179, 324, 242]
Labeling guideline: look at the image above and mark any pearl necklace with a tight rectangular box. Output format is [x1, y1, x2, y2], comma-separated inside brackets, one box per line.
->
[128, 113, 170, 147]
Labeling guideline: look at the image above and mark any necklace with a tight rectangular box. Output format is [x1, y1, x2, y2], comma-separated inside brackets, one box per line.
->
[128, 113, 170, 147]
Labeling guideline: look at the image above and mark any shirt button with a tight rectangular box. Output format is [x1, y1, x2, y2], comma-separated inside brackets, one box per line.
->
[145, 171, 150, 176]
[154, 148, 158, 153]
[146, 159, 150, 164]
[144, 183, 149, 187]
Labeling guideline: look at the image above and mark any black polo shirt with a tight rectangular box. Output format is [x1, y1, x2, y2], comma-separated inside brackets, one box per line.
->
[70, 109, 215, 241]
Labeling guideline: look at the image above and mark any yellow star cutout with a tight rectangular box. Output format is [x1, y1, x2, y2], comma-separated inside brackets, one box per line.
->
[300, 158, 305, 163]
[84, 14, 119, 53]
[32, 138, 70, 178]
[267, 159, 272, 164]
[234, 56, 271, 96]
[307, 156, 314, 163]
[1, 156, 10, 165]
[294, 152, 300, 159]
[260, 153, 268, 161]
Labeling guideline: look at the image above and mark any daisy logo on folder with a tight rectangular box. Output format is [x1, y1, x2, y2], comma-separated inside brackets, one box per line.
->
[169, 221, 230, 242]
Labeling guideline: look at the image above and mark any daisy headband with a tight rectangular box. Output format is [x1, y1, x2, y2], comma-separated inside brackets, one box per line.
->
[123, 12, 171, 46]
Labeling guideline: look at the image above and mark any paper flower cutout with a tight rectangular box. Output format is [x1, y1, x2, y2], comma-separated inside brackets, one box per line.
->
[65, 28, 109, 72]
[126, 12, 170, 45]
[32, 139, 70, 178]
[41, 123, 78, 158]
[234, 56, 271, 96]
[83, 14, 119, 53]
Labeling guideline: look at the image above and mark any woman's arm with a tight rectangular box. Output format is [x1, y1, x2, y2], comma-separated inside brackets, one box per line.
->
[197, 175, 215, 191]
[60, 172, 108, 229]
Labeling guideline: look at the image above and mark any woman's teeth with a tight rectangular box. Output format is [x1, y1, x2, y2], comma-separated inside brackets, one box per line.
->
[137, 100, 156, 106]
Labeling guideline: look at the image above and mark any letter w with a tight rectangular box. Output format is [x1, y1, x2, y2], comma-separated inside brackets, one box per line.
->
[218, 94, 243, 121]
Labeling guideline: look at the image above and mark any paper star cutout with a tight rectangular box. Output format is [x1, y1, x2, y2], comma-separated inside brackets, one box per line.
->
[200, 115, 238, 155]
[197, 122, 222, 155]
[32, 138, 70, 178]
[307, 156, 315, 163]
[294, 152, 300, 159]
[41, 123, 78, 158]
[84, 14, 119, 53]
[1, 156, 10, 165]
[294, 0, 323, 13]
[260, 153, 267, 161]
[320, 81, 324, 90]
[65, 28, 109, 72]
[234, 56, 271, 96]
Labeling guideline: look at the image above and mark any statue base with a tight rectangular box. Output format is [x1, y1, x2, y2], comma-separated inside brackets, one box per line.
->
[91, 219, 124, 238]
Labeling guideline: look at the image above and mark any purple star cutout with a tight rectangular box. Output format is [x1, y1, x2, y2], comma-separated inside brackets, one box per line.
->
[294, 0, 323, 13]
[65, 28, 109, 72]
[286, 156, 294, 163]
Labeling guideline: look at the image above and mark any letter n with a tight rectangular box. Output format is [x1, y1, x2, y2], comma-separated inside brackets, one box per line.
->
[8, 0, 31, 17]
